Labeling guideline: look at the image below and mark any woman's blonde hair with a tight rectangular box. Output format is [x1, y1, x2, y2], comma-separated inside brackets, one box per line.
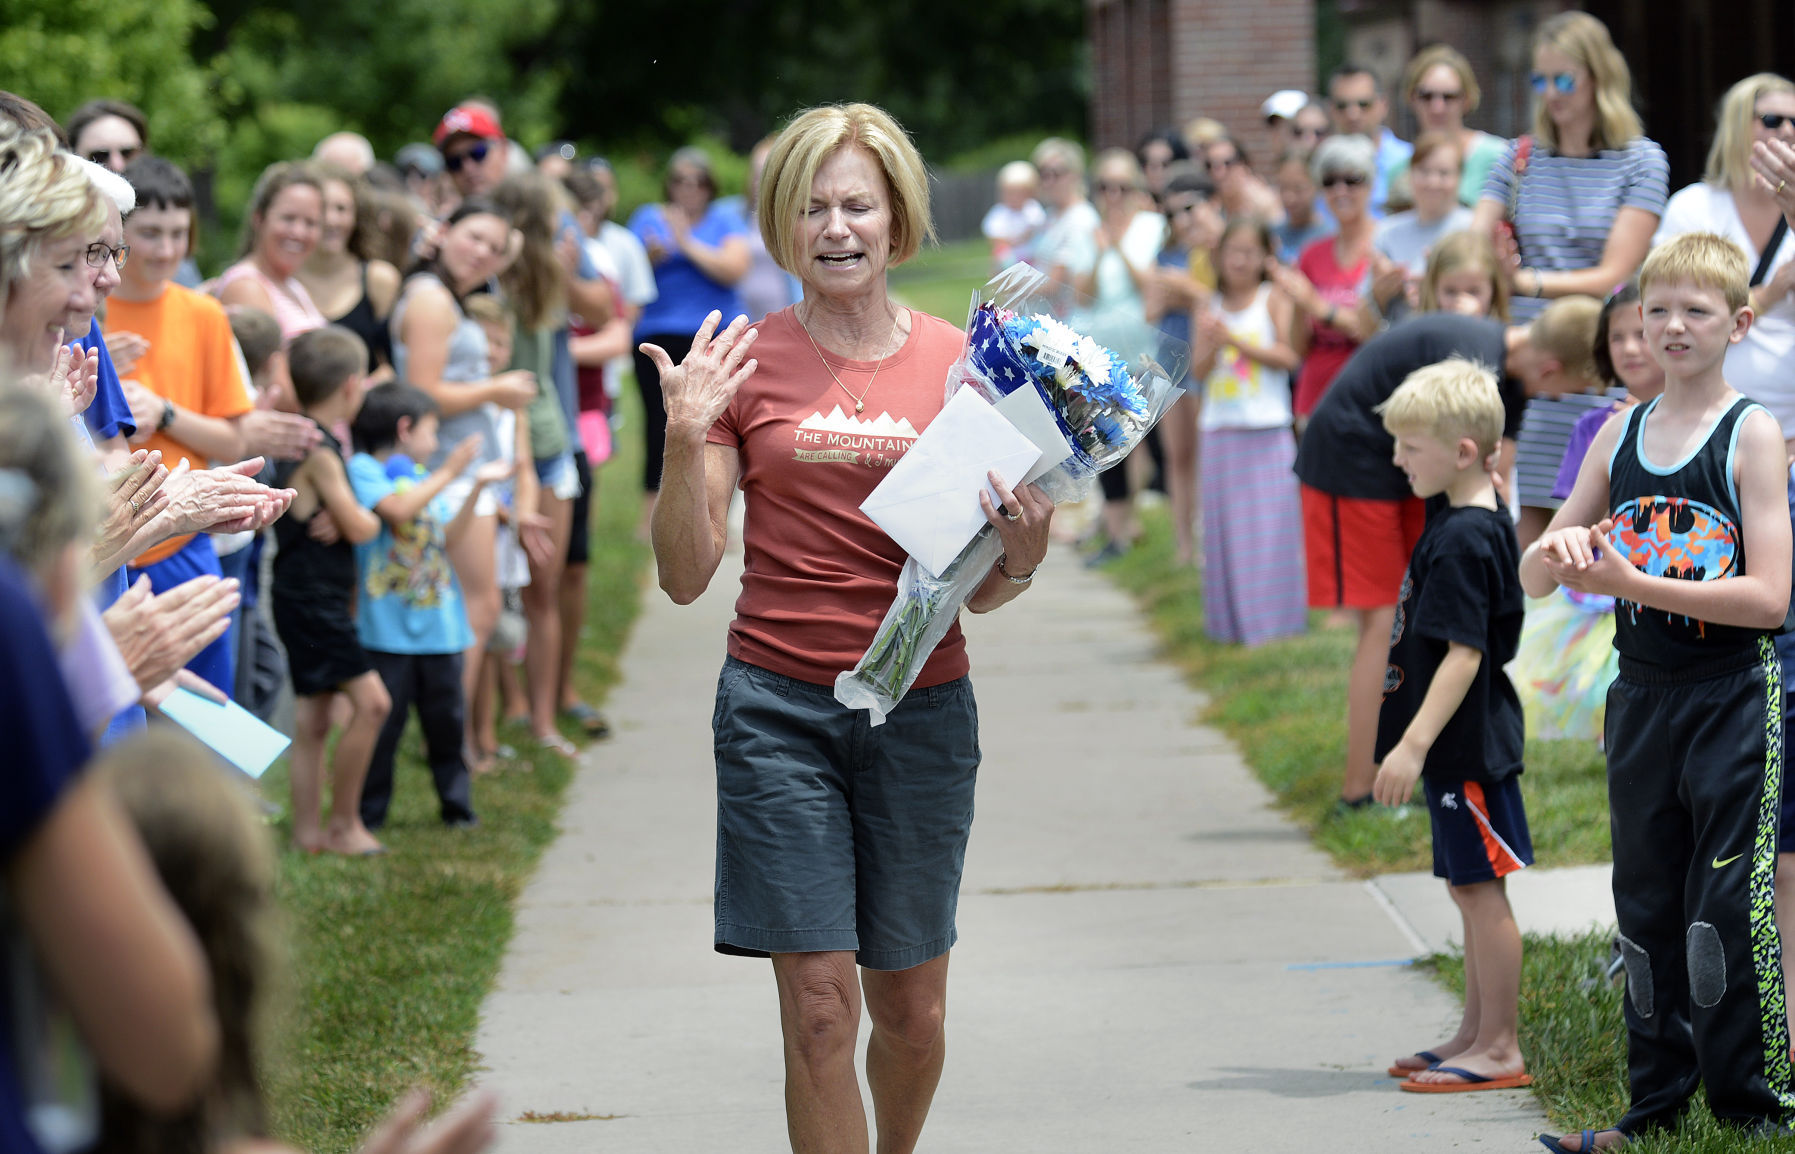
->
[236, 160, 324, 259]
[1706, 72, 1795, 191]
[1403, 44, 1482, 114]
[759, 103, 935, 277]
[1532, 11, 1643, 153]
[1419, 229, 1511, 322]
[92, 731, 283, 1154]
[0, 386, 101, 578]
[0, 120, 106, 320]
[492, 171, 569, 330]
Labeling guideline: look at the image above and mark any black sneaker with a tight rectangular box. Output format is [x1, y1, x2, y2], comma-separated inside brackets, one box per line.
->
[443, 815, 482, 831]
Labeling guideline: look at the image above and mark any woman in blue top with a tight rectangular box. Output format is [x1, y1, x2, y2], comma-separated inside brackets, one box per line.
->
[629, 147, 750, 534]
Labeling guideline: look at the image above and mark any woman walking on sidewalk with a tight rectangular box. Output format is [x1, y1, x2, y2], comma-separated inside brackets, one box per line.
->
[644, 102, 1052, 1154]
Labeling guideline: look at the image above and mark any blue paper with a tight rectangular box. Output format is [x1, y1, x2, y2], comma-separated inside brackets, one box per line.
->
[158, 687, 291, 778]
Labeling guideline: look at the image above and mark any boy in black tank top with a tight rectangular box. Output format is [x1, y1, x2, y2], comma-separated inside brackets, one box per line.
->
[1522, 234, 1795, 1150]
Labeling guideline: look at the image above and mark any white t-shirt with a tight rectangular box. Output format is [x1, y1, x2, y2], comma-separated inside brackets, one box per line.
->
[1201, 284, 1293, 431]
[1654, 182, 1795, 431]
[981, 199, 1047, 243]
[1035, 201, 1100, 275]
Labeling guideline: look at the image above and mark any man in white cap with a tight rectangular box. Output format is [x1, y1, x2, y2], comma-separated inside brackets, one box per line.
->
[1263, 89, 1310, 156]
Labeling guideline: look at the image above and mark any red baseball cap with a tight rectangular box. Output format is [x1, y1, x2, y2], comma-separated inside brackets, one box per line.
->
[434, 104, 504, 148]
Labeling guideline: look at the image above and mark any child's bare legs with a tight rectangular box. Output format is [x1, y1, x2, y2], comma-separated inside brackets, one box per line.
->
[522, 489, 574, 745]
[320, 671, 391, 855]
[1411, 878, 1525, 1084]
[1161, 393, 1199, 565]
[472, 651, 502, 759]
[557, 559, 589, 711]
[447, 513, 499, 770]
[1390, 880, 1481, 1074]
[289, 692, 335, 852]
[1342, 606, 1396, 803]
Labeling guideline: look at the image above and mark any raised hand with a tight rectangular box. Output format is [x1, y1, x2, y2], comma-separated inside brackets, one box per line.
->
[102, 574, 241, 697]
[643, 310, 759, 438]
[94, 450, 169, 568]
[978, 469, 1053, 577]
[448, 435, 486, 476]
[239, 409, 323, 461]
[1751, 138, 1795, 219]
[490, 370, 537, 411]
[106, 330, 150, 377]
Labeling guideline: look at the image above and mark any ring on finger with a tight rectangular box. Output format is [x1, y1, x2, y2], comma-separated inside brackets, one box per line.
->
[130, 496, 141, 513]
[1004, 508, 1021, 522]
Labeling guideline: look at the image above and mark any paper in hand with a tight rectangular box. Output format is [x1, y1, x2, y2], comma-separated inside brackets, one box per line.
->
[158, 687, 292, 778]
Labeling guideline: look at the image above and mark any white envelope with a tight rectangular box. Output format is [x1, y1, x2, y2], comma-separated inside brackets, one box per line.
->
[994, 384, 1075, 485]
[861, 386, 1045, 578]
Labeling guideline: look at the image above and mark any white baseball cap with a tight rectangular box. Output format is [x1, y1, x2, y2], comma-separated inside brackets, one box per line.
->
[1262, 90, 1310, 121]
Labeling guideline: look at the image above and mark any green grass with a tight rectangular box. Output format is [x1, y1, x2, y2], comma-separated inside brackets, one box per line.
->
[1103, 507, 1611, 876]
[1102, 507, 1795, 1150]
[890, 237, 996, 323]
[259, 390, 651, 1153]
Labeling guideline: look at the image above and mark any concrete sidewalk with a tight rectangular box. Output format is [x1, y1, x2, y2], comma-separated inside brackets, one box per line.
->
[473, 546, 1598, 1152]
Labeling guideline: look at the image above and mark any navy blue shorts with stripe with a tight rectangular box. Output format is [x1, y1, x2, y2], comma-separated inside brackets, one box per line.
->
[1424, 776, 1533, 887]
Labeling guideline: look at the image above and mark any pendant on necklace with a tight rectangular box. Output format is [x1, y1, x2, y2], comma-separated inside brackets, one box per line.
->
[855, 401, 865, 413]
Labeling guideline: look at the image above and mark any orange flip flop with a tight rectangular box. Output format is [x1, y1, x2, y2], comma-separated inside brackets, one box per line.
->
[1386, 1050, 1443, 1078]
[1401, 1066, 1533, 1093]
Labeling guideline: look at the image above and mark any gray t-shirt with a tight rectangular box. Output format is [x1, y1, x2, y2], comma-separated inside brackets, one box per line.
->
[1374, 206, 1474, 275]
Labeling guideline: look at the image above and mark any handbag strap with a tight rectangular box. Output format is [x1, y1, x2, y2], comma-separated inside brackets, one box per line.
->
[1751, 214, 1788, 288]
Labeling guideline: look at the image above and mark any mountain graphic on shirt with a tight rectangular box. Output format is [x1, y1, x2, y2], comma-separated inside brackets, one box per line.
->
[797, 406, 919, 438]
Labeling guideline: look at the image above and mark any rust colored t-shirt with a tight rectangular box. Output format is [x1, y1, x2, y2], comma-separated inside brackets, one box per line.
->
[107, 284, 253, 565]
[708, 306, 971, 688]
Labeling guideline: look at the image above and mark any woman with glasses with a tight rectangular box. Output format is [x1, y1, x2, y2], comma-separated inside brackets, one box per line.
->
[1471, 9, 1667, 547]
[1135, 127, 1189, 198]
[1204, 137, 1284, 225]
[1151, 164, 1222, 566]
[65, 99, 146, 174]
[1269, 133, 1380, 423]
[1071, 149, 1166, 562]
[1029, 136, 1098, 295]
[1401, 45, 1507, 207]
[628, 146, 749, 537]
[1654, 73, 1795, 452]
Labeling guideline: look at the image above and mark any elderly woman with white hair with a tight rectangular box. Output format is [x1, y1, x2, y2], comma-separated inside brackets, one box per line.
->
[646, 102, 1052, 1153]
[1269, 132, 1382, 421]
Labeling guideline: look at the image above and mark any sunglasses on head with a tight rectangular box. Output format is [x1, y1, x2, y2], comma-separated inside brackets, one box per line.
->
[1530, 71, 1577, 95]
[1415, 88, 1462, 104]
[1333, 98, 1374, 112]
[444, 141, 490, 173]
[1321, 172, 1367, 189]
[1760, 113, 1794, 131]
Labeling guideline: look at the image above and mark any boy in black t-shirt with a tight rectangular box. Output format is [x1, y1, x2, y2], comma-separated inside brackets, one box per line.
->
[1522, 234, 1794, 1151]
[1372, 358, 1533, 1095]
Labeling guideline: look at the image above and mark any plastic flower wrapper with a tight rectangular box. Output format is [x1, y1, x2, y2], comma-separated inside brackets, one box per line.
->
[835, 262, 1188, 723]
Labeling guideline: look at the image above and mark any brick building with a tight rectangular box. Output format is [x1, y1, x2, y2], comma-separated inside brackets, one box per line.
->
[1089, 0, 1795, 189]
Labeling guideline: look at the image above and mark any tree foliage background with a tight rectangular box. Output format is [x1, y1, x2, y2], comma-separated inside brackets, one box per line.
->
[2, 0, 1086, 242]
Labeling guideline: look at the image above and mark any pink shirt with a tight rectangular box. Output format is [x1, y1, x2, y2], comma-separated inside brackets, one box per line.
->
[216, 261, 327, 340]
[1292, 237, 1369, 416]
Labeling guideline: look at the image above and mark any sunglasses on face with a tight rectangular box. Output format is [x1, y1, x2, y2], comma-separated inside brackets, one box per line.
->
[1759, 113, 1795, 131]
[85, 241, 129, 270]
[443, 141, 490, 173]
[1530, 71, 1577, 95]
[1095, 180, 1135, 194]
[1038, 166, 1071, 180]
[1321, 173, 1367, 189]
[1209, 155, 1241, 170]
[1415, 89, 1462, 104]
[86, 146, 140, 167]
[1293, 126, 1327, 140]
[1162, 198, 1205, 217]
[1333, 98, 1374, 112]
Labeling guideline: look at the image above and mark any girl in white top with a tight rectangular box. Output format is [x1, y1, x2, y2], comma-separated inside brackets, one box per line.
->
[1192, 220, 1305, 645]
[1654, 72, 1795, 448]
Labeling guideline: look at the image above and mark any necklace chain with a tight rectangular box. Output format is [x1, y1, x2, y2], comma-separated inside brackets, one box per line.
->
[798, 306, 902, 415]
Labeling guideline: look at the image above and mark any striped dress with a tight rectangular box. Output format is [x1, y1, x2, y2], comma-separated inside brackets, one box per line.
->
[1199, 284, 1306, 646]
[1481, 136, 1669, 505]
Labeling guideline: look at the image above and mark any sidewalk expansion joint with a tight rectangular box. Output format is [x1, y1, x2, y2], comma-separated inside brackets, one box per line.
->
[970, 875, 1335, 896]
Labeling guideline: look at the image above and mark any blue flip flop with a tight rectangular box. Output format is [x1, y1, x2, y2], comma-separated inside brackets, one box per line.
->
[1539, 1129, 1627, 1153]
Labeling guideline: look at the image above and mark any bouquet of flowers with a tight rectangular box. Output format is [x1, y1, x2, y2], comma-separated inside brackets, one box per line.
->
[834, 262, 1188, 723]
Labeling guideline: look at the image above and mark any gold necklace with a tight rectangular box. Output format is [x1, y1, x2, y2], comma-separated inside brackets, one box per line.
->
[798, 306, 902, 414]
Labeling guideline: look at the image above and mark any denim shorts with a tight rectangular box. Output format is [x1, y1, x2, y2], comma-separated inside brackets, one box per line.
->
[533, 449, 582, 500]
[712, 655, 981, 970]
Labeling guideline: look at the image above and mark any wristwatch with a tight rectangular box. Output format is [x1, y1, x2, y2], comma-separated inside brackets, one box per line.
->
[996, 554, 1035, 585]
[157, 398, 176, 431]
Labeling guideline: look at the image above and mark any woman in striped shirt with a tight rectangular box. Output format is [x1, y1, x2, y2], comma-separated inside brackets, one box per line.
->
[1472, 10, 1667, 547]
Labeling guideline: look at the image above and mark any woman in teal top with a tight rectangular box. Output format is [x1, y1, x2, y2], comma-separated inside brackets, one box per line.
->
[1400, 44, 1509, 207]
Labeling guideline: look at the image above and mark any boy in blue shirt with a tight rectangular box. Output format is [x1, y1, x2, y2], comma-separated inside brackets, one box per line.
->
[348, 382, 511, 830]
